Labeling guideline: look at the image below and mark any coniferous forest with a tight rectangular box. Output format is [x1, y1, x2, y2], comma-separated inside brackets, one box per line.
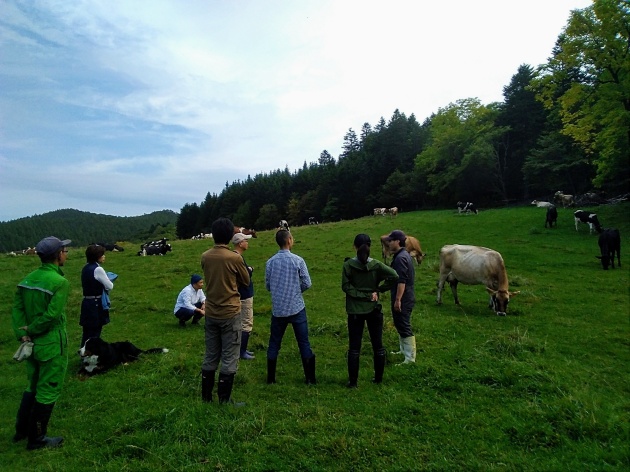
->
[176, 1, 629, 238]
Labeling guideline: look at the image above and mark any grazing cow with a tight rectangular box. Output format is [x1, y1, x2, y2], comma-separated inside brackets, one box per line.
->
[95, 242, 124, 252]
[373, 208, 387, 216]
[596, 229, 621, 270]
[554, 191, 575, 208]
[234, 227, 257, 238]
[278, 220, 290, 232]
[574, 210, 602, 234]
[545, 206, 558, 228]
[457, 201, 478, 215]
[23, 247, 37, 255]
[308, 216, 318, 225]
[387, 207, 399, 217]
[380, 234, 425, 266]
[436, 244, 519, 316]
[531, 200, 555, 209]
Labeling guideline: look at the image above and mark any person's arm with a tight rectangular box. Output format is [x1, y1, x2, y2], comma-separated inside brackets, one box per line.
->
[94, 266, 113, 291]
[12, 288, 30, 342]
[378, 263, 400, 293]
[299, 258, 312, 292]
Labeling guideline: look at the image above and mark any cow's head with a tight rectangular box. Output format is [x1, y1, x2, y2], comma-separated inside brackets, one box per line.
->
[595, 255, 611, 270]
[486, 288, 520, 316]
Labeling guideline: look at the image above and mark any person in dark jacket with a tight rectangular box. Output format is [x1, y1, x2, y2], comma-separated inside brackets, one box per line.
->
[12, 236, 71, 450]
[342, 234, 399, 387]
[79, 244, 114, 348]
[385, 230, 416, 363]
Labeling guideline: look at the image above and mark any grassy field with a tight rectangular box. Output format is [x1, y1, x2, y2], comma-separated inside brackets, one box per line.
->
[1, 203, 629, 471]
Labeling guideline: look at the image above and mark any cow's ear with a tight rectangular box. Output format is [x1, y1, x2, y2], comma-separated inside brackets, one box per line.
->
[509, 291, 521, 297]
[486, 287, 497, 296]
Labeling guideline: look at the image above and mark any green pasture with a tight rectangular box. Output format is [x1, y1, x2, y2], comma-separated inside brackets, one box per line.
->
[1, 204, 629, 471]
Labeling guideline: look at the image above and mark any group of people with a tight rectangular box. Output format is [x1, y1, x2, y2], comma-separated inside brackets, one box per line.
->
[11, 220, 418, 448]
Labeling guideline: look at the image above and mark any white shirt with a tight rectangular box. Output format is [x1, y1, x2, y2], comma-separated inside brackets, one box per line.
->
[174, 284, 206, 313]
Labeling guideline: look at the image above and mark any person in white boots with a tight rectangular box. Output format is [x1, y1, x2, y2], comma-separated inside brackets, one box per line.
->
[384, 230, 416, 364]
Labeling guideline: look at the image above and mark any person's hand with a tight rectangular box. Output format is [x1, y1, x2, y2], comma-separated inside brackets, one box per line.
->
[394, 299, 402, 311]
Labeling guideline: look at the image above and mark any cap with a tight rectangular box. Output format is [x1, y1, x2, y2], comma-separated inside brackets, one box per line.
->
[35, 236, 71, 256]
[232, 232, 252, 245]
[191, 274, 203, 285]
[385, 230, 406, 243]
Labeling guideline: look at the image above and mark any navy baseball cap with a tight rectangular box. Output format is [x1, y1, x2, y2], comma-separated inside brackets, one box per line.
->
[35, 236, 71, 256]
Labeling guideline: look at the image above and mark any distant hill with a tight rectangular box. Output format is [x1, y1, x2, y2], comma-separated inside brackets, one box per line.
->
[0, 209, 178, 252]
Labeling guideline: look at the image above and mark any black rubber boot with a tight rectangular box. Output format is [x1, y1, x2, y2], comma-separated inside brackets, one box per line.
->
[201, 369, 215, 403]
[347, 350, 360, 388]
[372, 348, 387, 384]
[267, 358, 277, 384]
[301, 354, 317, 385]
[217, 373, 245, 407]
[27, 402, 64, 450]
[14, 391, 36, 442]
[240, 331, 255, 360]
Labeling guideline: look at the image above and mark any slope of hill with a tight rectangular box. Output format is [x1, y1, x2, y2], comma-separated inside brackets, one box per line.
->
[0, 209, 178, 251]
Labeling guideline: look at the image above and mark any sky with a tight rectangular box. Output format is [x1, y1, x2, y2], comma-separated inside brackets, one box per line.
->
[0, 0, 593, 222]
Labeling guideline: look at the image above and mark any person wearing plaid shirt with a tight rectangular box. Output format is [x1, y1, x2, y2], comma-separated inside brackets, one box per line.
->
[265, 229, 316, 385]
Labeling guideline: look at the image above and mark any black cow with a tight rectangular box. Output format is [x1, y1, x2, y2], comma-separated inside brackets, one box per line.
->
[545, 206, 558, 228]
[95, 242, 124, 252]
[457, 201, 478, 215]
[278, 220, 290, 231]
[574, 210, 602, 234]
[596, 229, 621, 270]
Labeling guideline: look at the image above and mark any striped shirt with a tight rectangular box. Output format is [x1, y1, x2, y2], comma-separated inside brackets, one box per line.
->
[265, 249, 311, 317]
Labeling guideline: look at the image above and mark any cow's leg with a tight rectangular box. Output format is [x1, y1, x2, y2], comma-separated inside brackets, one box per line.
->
[575, 218, 579, 231]
[436, 276, 446, 304]
[449, 280, 459, 305]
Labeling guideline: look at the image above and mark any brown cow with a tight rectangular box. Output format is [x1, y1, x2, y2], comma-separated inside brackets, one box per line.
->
[436, 244, 519, 316]
[234, 226, 257, 238]
[387, 207, 399, 217]
[380, 234, 425, 266]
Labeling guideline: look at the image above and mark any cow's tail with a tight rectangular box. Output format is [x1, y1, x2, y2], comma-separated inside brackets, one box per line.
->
[142, 348, 169, 354]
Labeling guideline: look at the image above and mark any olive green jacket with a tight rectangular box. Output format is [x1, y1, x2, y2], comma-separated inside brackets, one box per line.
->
[342, 257, 399, 315]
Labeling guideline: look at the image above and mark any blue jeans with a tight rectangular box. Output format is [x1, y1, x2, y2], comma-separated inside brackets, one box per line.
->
[267, 308, 313, 360]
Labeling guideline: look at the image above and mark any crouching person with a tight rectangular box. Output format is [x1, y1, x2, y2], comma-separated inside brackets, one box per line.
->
[174, 274, 206, 326]
[12, 236, 71, 450]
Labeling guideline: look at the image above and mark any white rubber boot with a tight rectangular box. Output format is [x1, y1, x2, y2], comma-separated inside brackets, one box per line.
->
[400, 336, 416, 364]
[390, 336, 403, 355]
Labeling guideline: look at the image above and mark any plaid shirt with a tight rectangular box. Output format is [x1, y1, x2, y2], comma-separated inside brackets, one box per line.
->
[265, 249, 311, 317]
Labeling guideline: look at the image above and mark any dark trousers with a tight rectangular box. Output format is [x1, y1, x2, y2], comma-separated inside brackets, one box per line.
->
[391, 305, 414, 338]
[348, 308, 384, 352]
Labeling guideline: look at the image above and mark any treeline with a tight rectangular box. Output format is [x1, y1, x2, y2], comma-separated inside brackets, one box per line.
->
[0, 209, 178, 252]
[176, 1, 629, 239]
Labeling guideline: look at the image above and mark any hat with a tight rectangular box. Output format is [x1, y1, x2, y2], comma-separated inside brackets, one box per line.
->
[191, 274, 203, 285]
[35, 236, 71, 256]
[232, 232, 252, 245]
[385, 230, 406, 243]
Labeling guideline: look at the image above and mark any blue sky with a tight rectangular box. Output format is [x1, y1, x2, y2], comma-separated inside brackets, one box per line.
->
[0, 0, 592, 222]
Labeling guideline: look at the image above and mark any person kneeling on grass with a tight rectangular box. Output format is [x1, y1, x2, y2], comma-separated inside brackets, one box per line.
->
[174, 275, 206, 326]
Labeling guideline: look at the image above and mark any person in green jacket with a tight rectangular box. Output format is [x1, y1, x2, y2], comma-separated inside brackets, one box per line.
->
[342, 234, 399, 388]
[12, 236, 71, 450]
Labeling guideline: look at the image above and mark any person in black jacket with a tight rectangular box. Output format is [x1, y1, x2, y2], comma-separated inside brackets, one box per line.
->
[79, 244, 114, 348]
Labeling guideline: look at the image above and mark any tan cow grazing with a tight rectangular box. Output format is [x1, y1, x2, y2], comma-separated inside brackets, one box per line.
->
[436, 244, 519, 316]
[381, 234, 425, 266]
[387, 207, 399, 217]
[554, 191, 575, 208]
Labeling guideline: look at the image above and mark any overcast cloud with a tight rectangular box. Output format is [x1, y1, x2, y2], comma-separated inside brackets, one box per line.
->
[0, 0, 592, 221]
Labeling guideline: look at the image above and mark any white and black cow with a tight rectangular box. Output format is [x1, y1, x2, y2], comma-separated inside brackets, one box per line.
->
[138, 238, 172, 256]
[457, 201, 478, 215]
[373, 208, 387, 216]
[308, 216, 318, 225]
[95, 242, 124, 252]
[436, 244, 519, 316]
[574, 210, 602, 234]
[278, 220, 290, 232]
[545, 206, 558, 228]
[596, 228, 621, 270]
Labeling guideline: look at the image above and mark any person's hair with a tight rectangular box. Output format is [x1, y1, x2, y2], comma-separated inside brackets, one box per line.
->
[275, 229, 291, 248]
[211, 217, 235, 244]
[85, 244, 106, 263]
[39, 251, 61, 264]
[354, 233, 371, 264]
